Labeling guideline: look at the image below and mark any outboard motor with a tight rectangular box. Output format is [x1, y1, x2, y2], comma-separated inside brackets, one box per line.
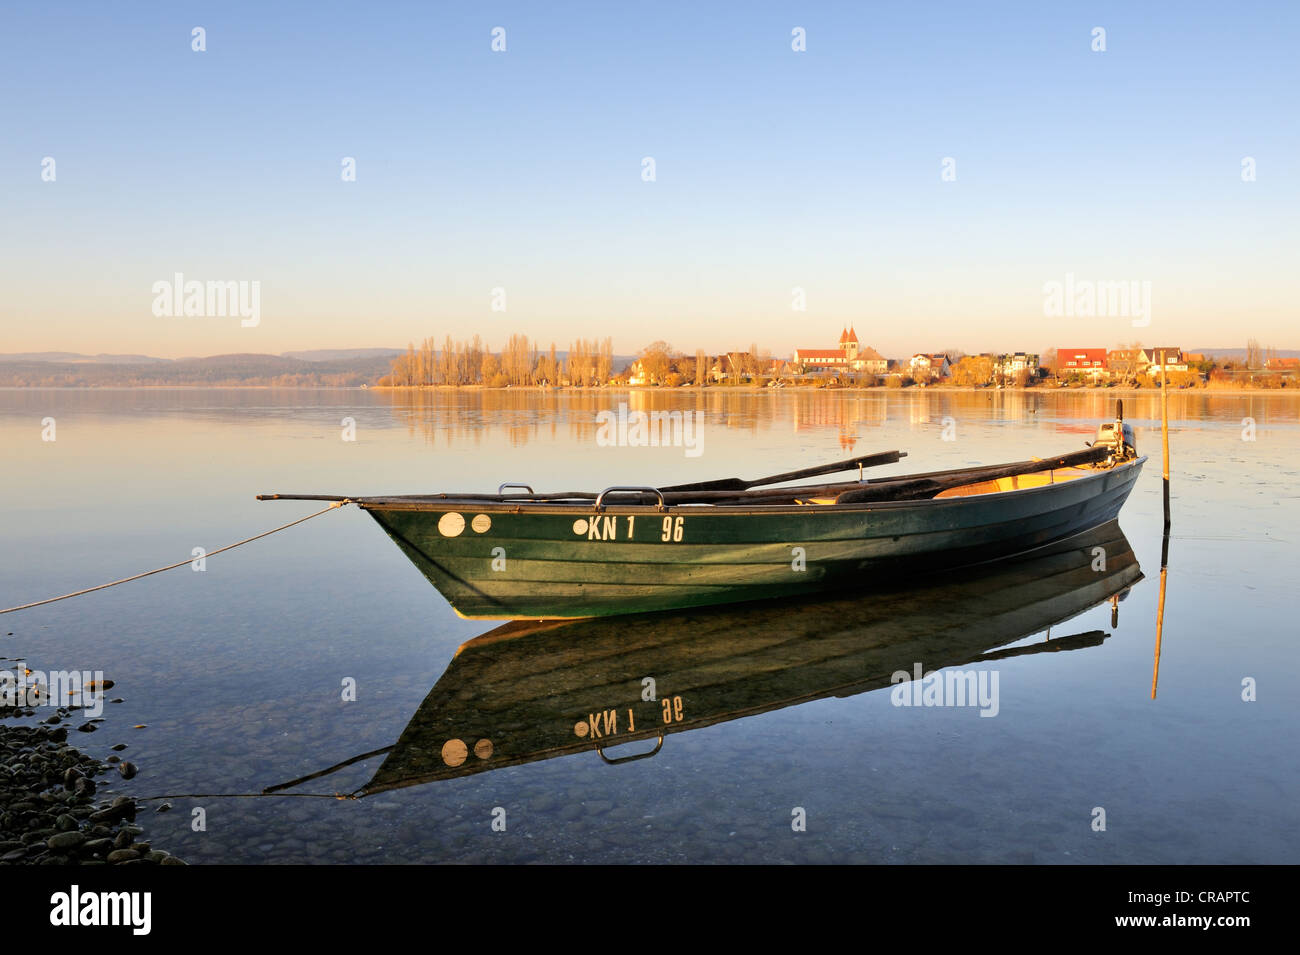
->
[1094, 400, 1136, 457]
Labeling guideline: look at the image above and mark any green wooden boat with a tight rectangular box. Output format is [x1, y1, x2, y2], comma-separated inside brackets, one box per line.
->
[265, 521, 1142, 796]
[259, 410, 1142, 620]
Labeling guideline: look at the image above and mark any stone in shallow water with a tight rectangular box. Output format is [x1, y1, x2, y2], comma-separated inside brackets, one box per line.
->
[89, 804, 135, 825]
[46, 830, 85, 851]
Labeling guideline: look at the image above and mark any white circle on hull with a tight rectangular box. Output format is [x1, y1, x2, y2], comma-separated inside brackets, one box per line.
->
[438, 512, 466, 537]
[471, 514, 491, 534]
[441, 739, 468, 767]
[572, 518, 589, 536]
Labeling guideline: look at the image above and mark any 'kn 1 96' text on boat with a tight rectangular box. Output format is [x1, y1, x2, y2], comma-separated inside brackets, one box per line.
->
[258, 406, 1143, 620]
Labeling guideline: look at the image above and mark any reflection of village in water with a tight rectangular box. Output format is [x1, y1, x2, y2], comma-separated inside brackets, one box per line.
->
[270, 522, 1143, 798]
[383, 388, 1298, 454]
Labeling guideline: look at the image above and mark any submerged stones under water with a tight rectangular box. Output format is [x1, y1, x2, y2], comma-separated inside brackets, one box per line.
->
[0, 713, 181, 865]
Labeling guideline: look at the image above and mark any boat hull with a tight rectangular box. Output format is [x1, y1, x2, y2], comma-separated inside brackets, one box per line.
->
[361, 456, 1146, 619]
[357, 520, 1143, 793]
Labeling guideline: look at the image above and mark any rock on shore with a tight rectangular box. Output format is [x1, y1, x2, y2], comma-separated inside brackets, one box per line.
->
[0, 723, 184, 865]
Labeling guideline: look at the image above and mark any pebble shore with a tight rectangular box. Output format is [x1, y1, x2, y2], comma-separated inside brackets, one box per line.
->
[0, 700, 185, 866]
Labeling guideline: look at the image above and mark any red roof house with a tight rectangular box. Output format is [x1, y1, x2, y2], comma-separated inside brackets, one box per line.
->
[1059, 348, 1108, 376]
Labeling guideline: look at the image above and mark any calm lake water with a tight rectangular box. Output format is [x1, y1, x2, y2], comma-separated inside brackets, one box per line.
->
[1, 388, 1297, 863]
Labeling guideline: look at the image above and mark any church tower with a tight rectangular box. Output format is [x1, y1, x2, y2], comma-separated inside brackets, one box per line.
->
[842, 326, 859, 360]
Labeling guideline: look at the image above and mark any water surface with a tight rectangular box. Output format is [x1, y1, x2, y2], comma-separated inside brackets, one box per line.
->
[1, 388, 1296, 863]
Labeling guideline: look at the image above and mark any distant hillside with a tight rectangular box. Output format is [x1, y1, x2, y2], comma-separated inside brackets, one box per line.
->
[0, 352, 396, 387]
[280, 348, 403, 361]
[0, 352, 170, 364]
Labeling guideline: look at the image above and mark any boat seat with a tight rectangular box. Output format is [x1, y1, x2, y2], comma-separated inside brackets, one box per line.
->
[934, 467, 1095, 499]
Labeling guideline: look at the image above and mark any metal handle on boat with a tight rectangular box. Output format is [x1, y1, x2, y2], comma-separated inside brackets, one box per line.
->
[597, 733, 665, 765]
[497, 483, 534, 495]
[593, 486, 666, 510]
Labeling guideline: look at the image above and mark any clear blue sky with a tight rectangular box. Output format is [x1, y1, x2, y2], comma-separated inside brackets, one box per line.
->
[2, 1, 1296, 358]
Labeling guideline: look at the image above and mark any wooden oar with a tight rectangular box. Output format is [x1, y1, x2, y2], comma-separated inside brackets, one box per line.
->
[660, 449, 905, 493]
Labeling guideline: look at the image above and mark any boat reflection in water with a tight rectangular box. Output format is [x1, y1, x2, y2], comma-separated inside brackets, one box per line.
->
[293, 521, 1141, 797]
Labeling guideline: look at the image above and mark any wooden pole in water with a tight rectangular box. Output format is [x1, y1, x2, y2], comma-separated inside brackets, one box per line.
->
[1153, 354, 1171, 699]
[1152, 550, 1167, 700]
[1160, 349, 1171, 531]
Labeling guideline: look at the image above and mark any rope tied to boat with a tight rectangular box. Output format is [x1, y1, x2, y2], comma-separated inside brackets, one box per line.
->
[0, 501, 352, 616]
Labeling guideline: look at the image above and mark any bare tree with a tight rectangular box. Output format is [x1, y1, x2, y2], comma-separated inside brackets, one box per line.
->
[1042, 348, 1058, 379]
[640, 341, 674, 385]
[389, 344, 414, 386]
[502, 334, 533, 386]
[951, 355, 994, 386]
[468, 335, 484, 382]
[597, 337, 613, 384]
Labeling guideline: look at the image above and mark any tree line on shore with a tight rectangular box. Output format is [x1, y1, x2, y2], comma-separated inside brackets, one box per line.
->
[380, 335, 615, 387]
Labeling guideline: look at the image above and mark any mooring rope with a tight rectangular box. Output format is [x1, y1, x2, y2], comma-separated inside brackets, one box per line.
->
[133, 791, 358, 801]
[0, 502, 350, 615]
[260, 744, 394, 794]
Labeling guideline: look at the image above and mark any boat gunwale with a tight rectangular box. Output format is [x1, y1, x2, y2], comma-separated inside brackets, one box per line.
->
[352, 455, 1146, 516]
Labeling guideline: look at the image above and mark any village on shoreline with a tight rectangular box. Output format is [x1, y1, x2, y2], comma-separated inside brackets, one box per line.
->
[378, 329, 1299, 391]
